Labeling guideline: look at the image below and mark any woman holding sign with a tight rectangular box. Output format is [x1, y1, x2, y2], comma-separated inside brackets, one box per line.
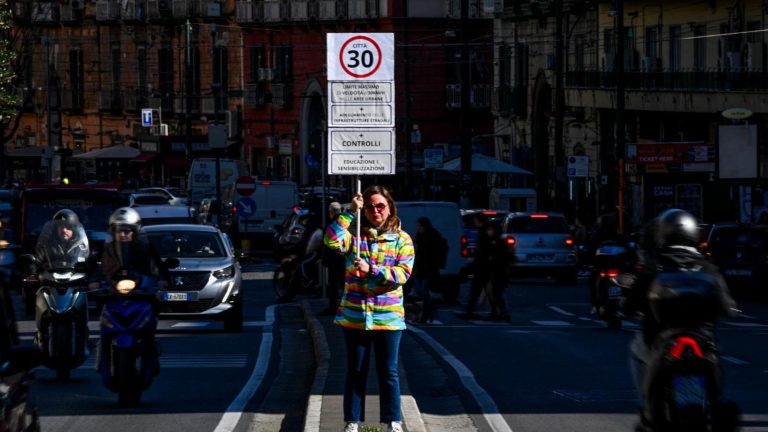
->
[323, 185, 414, 432]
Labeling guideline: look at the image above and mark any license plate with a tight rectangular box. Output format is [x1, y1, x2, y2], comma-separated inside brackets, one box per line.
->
[163, 292, 197, 302]
[672, 375, 707, 408]
[607, 285, 622, 298]
[724, 269, 752, 276]
[527, 254, 554, 263]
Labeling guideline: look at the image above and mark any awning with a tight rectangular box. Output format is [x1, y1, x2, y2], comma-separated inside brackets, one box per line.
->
[71, 145, 141, 159]
[130, 152, 158, 163]
[163, 154, 187, 168]
[438, 153, 533, 175]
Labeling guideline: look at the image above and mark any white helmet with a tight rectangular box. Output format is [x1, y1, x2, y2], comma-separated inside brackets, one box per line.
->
[108, 207, 141, 233]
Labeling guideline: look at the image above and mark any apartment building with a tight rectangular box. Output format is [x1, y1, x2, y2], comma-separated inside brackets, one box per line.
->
[494, 0, 768, 224]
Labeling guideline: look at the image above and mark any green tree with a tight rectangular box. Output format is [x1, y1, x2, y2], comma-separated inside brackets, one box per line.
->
[0, 0, 17, 119]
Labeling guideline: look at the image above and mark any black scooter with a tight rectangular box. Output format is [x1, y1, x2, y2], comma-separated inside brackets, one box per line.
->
[591, 241, 633, 329]
[23, 255, 90, 381]
[637, 272, 740, 432]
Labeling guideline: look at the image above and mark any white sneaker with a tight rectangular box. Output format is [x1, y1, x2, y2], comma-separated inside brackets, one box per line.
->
[386, 421, 403, 432]
[344, 422, 359, 432]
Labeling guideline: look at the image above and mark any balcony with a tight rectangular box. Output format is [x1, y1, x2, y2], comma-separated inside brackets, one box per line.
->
[244, 84, 267, 106]
[291, 1, 309, 21]
[236, 0, 264, 22]
[31, 2, 60, 23]
[147, 0, 173, 20]
[446, 0, 489, 19]
[121, 0, 147, 22]
[319, 0, 343, 20]
[59, 4, 84, 23]
[96, 0, 121, 21]
[173, 0, 200, 18]
[264, 1, 287, 22]
[445, 84, 493, 109]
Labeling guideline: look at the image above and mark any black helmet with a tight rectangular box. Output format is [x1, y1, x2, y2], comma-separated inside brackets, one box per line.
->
[656, 208, 699, 248]
[53, 209, 79, 225]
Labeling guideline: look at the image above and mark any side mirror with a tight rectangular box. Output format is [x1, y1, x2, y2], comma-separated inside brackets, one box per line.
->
[164, 257, 180, 270]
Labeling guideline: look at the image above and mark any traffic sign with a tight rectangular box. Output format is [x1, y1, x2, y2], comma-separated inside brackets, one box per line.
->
[330, 82, 392, 104]
[330, 153, 394, 175]
[330, 129, 393, 152]
[567, 155, 589, 178]
[234, 176, 256, 196]
[330, 104, 393, 127]
[327, 33, 394, 81]
[236, 197, 257, 220]
[141, 109, 153, 127]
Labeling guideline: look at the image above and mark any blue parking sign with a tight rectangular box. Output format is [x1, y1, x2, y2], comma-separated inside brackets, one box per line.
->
[236, 197, 257, 220]
[141, 109, 153, 127]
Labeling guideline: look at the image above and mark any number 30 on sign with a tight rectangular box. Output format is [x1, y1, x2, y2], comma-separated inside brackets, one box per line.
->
[327, 33, 394, 81]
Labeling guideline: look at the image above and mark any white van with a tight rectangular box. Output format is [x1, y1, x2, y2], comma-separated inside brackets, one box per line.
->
[489, 188, 537, 212]
[233, 180, 299, 250]
[187, 158, 249, 205]
[396, 201, 467, 302]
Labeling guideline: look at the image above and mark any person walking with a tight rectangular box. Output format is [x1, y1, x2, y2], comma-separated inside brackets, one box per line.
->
[324, 185, 415, 432]
[456, 220, 511, 321]
[411, 217, 445, 323]
[320, 202, 345, 315]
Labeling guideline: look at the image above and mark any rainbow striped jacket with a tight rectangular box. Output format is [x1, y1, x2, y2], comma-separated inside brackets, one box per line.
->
[324, 211, 415, 331]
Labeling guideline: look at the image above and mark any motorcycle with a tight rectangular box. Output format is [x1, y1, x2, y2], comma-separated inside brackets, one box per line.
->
[591, 241, 633, 329]
[96, 263, 176, 406]
[637, 272, 740, 432]
[19, 254, 90, 381]
[273, 250, 321, 301]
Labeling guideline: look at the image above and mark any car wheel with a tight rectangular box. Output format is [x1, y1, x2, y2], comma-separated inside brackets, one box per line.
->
[223, 297, 243, 333]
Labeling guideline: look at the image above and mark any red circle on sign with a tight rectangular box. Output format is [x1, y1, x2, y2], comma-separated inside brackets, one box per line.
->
[235, 176, 256, 196]
[339, 35, 383, 79]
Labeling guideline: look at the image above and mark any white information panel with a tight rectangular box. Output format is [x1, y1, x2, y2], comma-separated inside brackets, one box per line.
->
[327, 33, 396, 175]
[330, 129, 394, 152]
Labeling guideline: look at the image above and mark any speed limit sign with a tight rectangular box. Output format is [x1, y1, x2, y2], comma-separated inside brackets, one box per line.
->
[327, 33, 394, 81]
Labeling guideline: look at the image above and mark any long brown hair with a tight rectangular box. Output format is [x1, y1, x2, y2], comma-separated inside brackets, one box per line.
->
[362, 185, 400, 232]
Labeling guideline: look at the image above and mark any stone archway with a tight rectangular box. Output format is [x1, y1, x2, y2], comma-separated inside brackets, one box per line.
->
[299, 79, 326, 185]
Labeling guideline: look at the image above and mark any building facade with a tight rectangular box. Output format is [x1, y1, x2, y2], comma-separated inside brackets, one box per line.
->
[494, 0, 768, 225]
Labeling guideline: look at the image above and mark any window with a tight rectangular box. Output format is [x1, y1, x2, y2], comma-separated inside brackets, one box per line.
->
[138, 45, 148, 100]
[110, 43, 121, 95]
[249, 45, 266, 83]
[669, 25, 681, 71]
[694, 24, 707, 70]
[574, 36, 585, 72]
[273, 46, 292, 83]
[645, 26, 658, 59]
[158, 45, 174, 111]
[213, 46, 229, 112]
[498, 44, 511, 87]
[68, 49, 84, 109]
[747, 20, 762, 43]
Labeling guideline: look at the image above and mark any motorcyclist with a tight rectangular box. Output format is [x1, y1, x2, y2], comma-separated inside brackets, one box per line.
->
[623, 208, 737, 425]
[88, 207, 168, 291]
[34, 209, 89, 271]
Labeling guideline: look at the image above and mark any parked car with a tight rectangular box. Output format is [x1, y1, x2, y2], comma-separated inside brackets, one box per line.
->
[129, 192, 173, 207]
[142, 224, 243, 332]
[704, 223, 768, 298]
[501, 212, 578, 284]
[460, 209, 509, 267]
[273, 207, 312, 259]
[133, 205, 197, 226]
[137, 187, 189, 206]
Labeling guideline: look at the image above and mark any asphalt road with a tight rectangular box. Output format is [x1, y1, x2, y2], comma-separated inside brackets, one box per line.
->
[12, 262, 768, 432]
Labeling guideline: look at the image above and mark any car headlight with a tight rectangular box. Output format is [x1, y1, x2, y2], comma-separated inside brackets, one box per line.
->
[116, 279, 136, 294]
[213, 265, 235, 279]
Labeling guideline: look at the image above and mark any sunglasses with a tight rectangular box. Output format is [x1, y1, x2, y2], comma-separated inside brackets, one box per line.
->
[364, 203, 388, 212]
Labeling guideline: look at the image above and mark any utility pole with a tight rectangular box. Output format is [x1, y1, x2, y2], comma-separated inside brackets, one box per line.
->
[402, 0, 412, 195]
[459, 0, 472, 205]
[185, 19, 193, 181]
[44, 36, 53, 183]
[212, 24, 222, 225]
[554, 0, 565, 210]
[615, 0, 626, 234]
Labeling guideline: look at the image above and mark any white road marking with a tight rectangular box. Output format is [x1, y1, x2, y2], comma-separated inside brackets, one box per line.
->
[214, 305, 275, 432]
[408, 326, 514, 432]
[724, 322, 768, 328]
[531, 320, 573, 326]
[547, 306, 575, 317]
[171, 322, 210, 328]
[721, 356, 749, 366]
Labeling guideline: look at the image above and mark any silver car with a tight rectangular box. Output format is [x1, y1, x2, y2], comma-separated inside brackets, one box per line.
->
[142, 224, 243, 332]
[501, 212, 578, 284]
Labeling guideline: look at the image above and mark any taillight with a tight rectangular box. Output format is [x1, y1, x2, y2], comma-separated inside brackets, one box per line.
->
[505, 236, 516, 246]
[565, 237, 574, 246]
[461, 248, 469, 257]
[599, 269, 620, 278]
[530, 214, 549, 219]
[460, 235, 468, 245]
[669, 336, 705, 360]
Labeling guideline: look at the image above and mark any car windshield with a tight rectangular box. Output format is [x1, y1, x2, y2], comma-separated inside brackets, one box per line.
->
[506, 216, 570, 234]
[710, 227, 768, 250]
[146, 231, 227, 258]
[463, 212, 507, 228]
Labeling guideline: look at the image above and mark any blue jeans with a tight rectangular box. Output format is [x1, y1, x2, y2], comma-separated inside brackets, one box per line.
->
[342, 328, 403, 423]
